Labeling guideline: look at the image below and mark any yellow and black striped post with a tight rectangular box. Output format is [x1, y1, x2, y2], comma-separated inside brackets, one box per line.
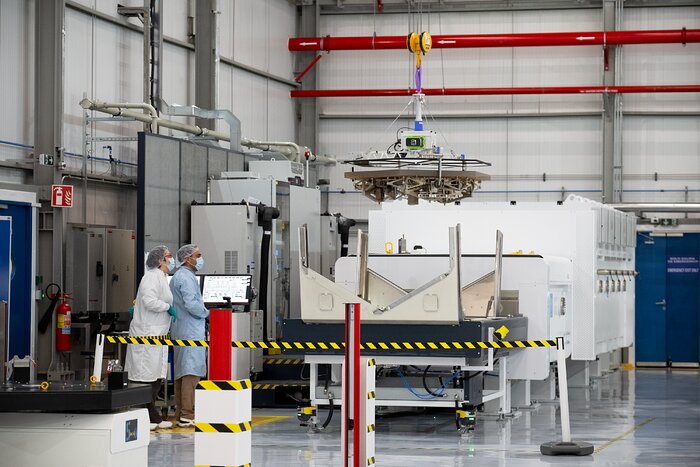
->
[194, 379, 252, 467]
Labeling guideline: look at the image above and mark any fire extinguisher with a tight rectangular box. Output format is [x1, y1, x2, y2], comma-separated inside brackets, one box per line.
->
[56, 293, 72, 353]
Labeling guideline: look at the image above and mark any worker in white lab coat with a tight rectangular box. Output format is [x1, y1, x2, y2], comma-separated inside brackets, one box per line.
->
[125, 245, 178, 430]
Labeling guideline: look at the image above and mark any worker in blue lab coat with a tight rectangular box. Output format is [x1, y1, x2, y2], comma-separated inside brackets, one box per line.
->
[169, 244, 209, 427]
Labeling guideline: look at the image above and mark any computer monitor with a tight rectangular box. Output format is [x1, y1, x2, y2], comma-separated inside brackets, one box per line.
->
[201, 275, 252, 306]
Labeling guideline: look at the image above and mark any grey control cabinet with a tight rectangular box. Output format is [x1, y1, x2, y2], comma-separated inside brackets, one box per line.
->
[67, 227, 136, 314]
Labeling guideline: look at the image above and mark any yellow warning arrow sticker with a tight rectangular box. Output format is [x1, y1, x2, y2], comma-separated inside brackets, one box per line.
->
[496, 325, 510, 339]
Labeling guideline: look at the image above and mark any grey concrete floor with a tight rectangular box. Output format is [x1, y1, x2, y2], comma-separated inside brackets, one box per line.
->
[149, 369, 700, 466]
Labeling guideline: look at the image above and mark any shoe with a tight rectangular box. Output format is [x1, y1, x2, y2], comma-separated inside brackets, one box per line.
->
[177, 417, 194, 428]
[157, 420, 173, 429]
[149, 423, 158, 431]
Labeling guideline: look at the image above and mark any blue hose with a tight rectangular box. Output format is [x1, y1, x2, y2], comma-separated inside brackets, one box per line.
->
[397, 369, 460, 400]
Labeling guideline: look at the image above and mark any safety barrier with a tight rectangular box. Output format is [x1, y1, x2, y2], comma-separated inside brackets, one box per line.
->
[194, 379, 252, 467]
[263, 358, 304, 365]
[105, 334, 557, 350]
[105, 332, 592, 459]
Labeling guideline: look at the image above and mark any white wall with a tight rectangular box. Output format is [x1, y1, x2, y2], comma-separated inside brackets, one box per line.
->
[315, 6, 700, 220]
[0, 0, 34, 184]
[1, 0, 297, 165]
[0, 0, 297, 226]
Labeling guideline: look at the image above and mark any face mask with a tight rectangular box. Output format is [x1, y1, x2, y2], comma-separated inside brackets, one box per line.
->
[167, 257, 176, 272]
[194, 257, 204, 271]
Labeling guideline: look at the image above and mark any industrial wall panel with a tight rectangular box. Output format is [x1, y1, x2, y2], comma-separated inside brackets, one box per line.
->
[162, 0, 190, 43]
[622, 7, 700, 112]
[217, 65, 234, 136]
[0, 168, 29, 185]
[233, 0, 269, 73]
[318, 9, 602, 116]
[141, 135, 181, 254]
[265, 0, 296, 80]
[162, 42, 194, 129]
[65, 183, 137, 230]
[621, 116, 700, 202]
[219, 0, 235, 60]
[208, 148, 228, 179]
[64, 7, 144, 171]
[230, 0, 296, 78]
[227, 152, 245, 172]
[69, 0, 145, 24]
[229, 67, 269, 140]
[179, 143, 208, 244]
[64, 8, 92, 148]
[0, 0, 34, 151]
[267, 80, 296, 142]
[319, 115, 603, 219]
[92, 16, 144, 106]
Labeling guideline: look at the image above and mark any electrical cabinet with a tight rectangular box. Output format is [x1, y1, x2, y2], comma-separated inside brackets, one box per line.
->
[67, 227, 136, 314]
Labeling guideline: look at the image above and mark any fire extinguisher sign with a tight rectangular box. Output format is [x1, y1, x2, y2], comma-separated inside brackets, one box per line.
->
[51, 184, 73, 208]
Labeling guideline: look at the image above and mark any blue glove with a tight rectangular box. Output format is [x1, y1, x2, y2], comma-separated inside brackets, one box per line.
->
[167, 305, 177, 322]
[128, 306, 134, 317]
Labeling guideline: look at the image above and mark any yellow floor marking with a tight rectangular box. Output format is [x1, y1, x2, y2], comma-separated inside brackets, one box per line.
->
[154, 415, 289, 433]
[594, 417, 655, 454]
[251, 415, 289, 428]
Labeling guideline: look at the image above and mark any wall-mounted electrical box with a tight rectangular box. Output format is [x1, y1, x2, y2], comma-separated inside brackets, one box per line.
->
[67, 226, 136, 314]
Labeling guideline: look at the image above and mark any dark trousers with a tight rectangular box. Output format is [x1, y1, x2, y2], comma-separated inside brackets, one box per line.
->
[130, 380, 163, 423]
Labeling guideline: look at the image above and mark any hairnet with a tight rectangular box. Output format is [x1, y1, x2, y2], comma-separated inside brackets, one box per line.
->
[177, 244, 199, 266]
[146, 245, 169, 269]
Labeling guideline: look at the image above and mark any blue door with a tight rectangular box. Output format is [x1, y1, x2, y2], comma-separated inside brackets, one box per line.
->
[0, 218, 10, 363]
[0, 202, 33, 359]
[636, 232, 700, 365]
[636, 234, 667, 363]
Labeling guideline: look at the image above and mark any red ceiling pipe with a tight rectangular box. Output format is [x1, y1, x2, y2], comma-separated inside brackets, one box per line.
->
[289, 28, 700, 51]
[290, 85, 700, 98]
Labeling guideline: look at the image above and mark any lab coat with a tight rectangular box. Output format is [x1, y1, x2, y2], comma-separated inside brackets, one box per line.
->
[124, 267, 173, 382]
[170, 267, 209, 379]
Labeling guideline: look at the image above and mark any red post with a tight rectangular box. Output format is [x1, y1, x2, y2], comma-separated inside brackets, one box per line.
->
[352, 304, 361, 467]
[343, 302, 361, 467]
[208, 308, 232, 380]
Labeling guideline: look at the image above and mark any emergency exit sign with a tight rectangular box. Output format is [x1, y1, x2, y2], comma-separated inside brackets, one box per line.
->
[51, 184, 73, 208]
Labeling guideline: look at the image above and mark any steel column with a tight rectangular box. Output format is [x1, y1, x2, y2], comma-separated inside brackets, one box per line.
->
[195, 0, 219, 130]
[296, 3, 320, 154]
[149, 0, 164, 111]
[34, 0, 66, 377]
[602, 0, 617, 204]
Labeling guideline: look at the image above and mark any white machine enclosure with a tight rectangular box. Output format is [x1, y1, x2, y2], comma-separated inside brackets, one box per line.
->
[0, 409, 149, 467]
[319, 214, 340, 280]
[192, 204, 264, 372]
[299, 226, 463, 324]
[334, 254, 573, 380]
[368, 195, 636, 361]
[208, 172, 322, 321]
[247, 160, 304, 184]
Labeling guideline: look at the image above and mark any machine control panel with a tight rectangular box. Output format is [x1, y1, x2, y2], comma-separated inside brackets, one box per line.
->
[398, 129, 437, 152]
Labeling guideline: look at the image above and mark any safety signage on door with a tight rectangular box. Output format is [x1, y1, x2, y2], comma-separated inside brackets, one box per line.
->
[51, 184, 73, 208]
[667, 256, 699, 274]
